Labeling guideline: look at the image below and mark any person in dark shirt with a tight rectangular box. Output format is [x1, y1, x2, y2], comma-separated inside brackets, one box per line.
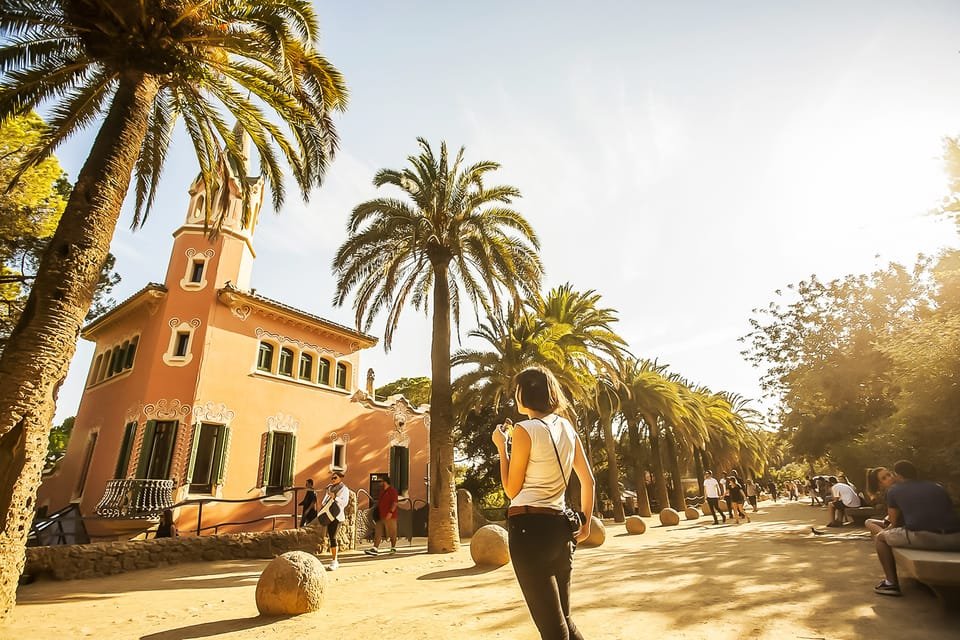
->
[156, 509, 178, 538]
[873, 460, 960, 597]
[299, 478, 318, 527]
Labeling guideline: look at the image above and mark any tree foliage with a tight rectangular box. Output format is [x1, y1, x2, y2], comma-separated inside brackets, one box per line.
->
[0, 113, 119, 352]
[376, 376, 431, 407]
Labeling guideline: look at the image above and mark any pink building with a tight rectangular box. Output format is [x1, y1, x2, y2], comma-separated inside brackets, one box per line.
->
[36, 144, 429, 540]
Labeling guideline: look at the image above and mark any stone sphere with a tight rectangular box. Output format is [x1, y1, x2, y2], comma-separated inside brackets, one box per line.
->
[684, 507, 701, 520]
[625, 515, 646, 534]
[659, 508, 681, 526]
[255, 551, 326, 616]
[470, 524, 510, 567]
[718, 499, 728, 512]
[581, 516, 606, 547]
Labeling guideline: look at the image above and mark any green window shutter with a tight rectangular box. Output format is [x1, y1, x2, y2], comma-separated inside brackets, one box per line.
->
[158, 422, 179, 478]
[135, 420, 157, 478]
[399, 447, 409, 494]
[389, 446, 398, 488]
[214, 426, 230, 485]
[185, 424, 202, 484]
[114, 422, 136, 479]
[261, 431, 275, 486]
[282, 435, 296, 488]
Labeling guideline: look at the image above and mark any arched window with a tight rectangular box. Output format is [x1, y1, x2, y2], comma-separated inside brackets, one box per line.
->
[317, 358, 331, 385]
[257, 342, 274, 372]
[278, 348, 294, 377]
[124, 336, 138, 369]
[299, 353, 313, 381]
[335, 362, 348, 389]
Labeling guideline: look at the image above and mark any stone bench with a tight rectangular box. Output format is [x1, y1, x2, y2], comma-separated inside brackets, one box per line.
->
[892, 548, 960, 610]
[845, 506, 884, 526]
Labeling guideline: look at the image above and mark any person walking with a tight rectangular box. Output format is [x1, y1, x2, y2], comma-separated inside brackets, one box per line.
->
[318, 470, 350, 571]
[492, 366, 595, 640]
[745, 477, 759, 513]
[299, 478, 318, 527]
[727, 477, 751, 524]
[703, 471, 726, 525]
[365, 474, 399, 556]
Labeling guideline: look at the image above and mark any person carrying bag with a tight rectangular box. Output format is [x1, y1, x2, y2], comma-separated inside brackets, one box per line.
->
[492, 366, 596, 640]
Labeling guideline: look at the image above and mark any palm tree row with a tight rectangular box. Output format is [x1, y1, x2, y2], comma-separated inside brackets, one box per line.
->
[453, 296, 768, 521]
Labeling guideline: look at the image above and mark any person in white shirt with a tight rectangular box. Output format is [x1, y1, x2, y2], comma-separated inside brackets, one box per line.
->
[492, 366, 595, 640]
[703, 471, 726, 525]
[318, 470, 351, 569]
[827, 476, 861, 527]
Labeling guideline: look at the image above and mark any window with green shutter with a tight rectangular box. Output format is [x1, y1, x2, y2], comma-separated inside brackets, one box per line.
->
[317, 358, 330, 385]
[262, 431, 295, 492]
[187, 423, 230, 494]
[135, 420, 178, 479]
[389, 445, 410, 495]
[114, 421, 137, 479]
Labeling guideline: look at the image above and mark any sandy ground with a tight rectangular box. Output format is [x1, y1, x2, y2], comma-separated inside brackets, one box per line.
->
[5, 500, 957, 639]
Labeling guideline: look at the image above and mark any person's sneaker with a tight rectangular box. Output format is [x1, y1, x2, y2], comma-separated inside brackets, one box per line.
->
[826, 522, 842, 528]
[364, 548, 379, 556]
[388, 547, 397, 555]
[328, 560, 339, 571]
[874, 580, 901, 596]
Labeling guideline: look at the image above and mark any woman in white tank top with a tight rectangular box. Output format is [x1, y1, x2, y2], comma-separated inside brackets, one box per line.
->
[492, 367, 595, 640]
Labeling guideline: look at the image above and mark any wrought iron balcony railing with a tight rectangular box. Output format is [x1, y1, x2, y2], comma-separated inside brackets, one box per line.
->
[95, 478, 175, 519]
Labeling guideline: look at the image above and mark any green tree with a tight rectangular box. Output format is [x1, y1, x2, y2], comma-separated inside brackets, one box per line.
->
[376, 376, 431, 407]
[333, 139, 543, 553]
[0, 113, 120, 351]
[0, 0, 346, 617]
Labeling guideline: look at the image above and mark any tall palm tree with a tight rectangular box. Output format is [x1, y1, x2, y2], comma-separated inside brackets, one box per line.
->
[0, 0, 345, 617]
[333, 139, 542, 553]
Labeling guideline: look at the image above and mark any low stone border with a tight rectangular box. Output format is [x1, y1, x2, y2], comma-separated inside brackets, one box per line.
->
[24, 527, 324, 581]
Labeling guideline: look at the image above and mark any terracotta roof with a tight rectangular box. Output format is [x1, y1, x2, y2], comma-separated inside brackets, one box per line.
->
[81, 283, 168, 338]
[218, 283, 378, 347]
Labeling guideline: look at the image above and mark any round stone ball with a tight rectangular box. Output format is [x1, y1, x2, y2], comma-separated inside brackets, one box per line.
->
[581, 516, 606, 547]
[701, 500, 713, 515]
[718, 499, 729, 512]
[255, 551, 326, 616]
[625, 515, 646, 534]
[684, 507, 701, 520]
[659, 508, 681, 526]
[470, 524, 510, 567]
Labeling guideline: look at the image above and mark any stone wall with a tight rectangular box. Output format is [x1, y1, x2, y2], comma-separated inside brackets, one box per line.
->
[25, 527, 325, 581]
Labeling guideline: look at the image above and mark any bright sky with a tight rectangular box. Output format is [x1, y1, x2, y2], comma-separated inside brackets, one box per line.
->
[51, 1, 960, 424]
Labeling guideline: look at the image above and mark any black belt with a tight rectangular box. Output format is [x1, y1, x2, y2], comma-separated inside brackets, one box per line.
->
[507, 505, 563, 518]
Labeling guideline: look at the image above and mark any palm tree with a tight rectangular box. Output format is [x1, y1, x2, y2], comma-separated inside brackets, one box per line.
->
[333, 139, 542, 553]
[0, 0, 345, 618]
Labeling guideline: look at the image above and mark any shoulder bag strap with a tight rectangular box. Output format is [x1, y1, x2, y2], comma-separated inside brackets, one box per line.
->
[536, 417, 570, 492]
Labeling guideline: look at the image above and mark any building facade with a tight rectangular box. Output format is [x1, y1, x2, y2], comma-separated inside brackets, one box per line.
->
[36, 144, 429, 539]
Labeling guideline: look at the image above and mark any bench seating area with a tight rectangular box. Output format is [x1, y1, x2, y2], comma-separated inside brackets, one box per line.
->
[892, 548, 960, 610]
[845, 505, 884, 525]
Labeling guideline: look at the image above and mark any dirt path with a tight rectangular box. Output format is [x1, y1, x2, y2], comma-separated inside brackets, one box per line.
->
[5, 500, 956, 639]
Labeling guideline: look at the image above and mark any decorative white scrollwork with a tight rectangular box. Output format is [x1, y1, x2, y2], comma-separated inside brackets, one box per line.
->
[142, 399, 193, 421]
[255, 327, 346, 357]
[267, 412, 299, 434]
[192, 401, 236, 426]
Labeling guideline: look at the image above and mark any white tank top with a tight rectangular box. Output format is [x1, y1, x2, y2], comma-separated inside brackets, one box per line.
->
[511, 415, 577, 510]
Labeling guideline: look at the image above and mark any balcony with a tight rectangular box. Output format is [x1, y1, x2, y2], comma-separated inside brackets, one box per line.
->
[95, 478, 175, 519]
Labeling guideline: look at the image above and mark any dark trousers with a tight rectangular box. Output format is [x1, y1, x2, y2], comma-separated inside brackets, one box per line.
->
[747, 495, 758, 510]
[707, 497, 726, 523]
[326, 520, 340, 548]
[508, 514, 584, 640]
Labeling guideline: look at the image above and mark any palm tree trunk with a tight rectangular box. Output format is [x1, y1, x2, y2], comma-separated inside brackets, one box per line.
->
[0, 73, 159, 619]
[627, 418, 651, 517]
[601, 413, 624, 522]
[694, 447, 705, 496]
[645, 414, 670, 512]
[664, 426, 685, 510]
[427, 260, 458, 553]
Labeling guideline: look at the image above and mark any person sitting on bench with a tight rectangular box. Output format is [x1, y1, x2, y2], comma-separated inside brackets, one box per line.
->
[827, 476, 861, 527]
[873, 460, 960, 597]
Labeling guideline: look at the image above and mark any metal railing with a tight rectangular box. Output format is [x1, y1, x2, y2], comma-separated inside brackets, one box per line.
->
[95, 479, 175, 518]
